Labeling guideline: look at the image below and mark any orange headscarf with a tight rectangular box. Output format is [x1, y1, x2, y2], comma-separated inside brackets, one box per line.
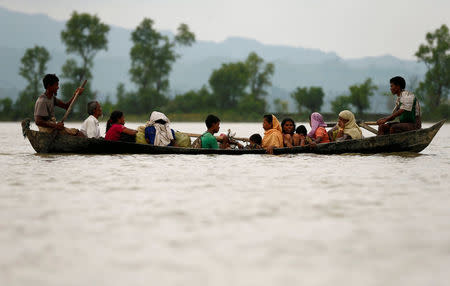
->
[262, 115, 283, 148]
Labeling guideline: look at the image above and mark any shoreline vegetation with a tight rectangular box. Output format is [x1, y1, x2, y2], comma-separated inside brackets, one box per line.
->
[4, 112, 444, 124]
[0, 12, 447, 123]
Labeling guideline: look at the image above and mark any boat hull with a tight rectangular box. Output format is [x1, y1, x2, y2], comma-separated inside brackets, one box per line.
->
[21, 119, 445, 155]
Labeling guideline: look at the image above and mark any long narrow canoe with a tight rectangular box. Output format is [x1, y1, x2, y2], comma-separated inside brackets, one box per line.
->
[21, 119, 445, 155]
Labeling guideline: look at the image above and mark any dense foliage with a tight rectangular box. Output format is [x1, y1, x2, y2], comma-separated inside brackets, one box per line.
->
[15, 46, 51, 118]
[60, 12, 110, 118]
[291, 86, 325, 114]
[128, 18, 195, 113]
[415, 24, 449, 118]
[2, 16, 448, 122]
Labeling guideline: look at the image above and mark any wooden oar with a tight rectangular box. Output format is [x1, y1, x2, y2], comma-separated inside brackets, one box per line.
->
[184, 132, 250, 142]
[358, 122, 378, 135]
[329, 121, 378, 126]
[327, 121, 379, 135]
[61, 79, 87, 123]
[43, 80, 87, 152]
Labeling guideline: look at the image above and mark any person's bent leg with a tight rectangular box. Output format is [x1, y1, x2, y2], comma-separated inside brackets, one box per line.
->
[389, 123, 416, 134]
[378, 123, 391, 135]
[220, 135, 230, 149]
[293, 134, 300, 146]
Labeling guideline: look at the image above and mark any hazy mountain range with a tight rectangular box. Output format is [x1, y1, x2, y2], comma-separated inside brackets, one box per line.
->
[0, 6, 426, 112]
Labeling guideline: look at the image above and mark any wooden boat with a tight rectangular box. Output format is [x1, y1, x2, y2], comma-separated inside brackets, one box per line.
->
[21, 119, 445, 155]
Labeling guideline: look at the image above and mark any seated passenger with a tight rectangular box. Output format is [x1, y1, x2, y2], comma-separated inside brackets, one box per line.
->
[105, 110, 137, 142]
[262, 114, 283, 154]
[200, 114, 229, 149]
[144, 111, 176, 146]
[307, 112, 330, 144]
[80, 101, 102, 138]
[245, 133, 263, 149]
[293, 125, 309, 146]
[281, 118, 296, 147]
[329, 110, 363, 141]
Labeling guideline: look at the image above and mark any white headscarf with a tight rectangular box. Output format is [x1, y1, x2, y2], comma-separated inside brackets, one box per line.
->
[146, 111, 174, 146]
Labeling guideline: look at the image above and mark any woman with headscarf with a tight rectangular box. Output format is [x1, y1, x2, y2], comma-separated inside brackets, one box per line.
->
[262, 114, 284, 154]
[330, 110, 363, 141]
[307, 112, 330, 144]
[144, 111, 176, 146]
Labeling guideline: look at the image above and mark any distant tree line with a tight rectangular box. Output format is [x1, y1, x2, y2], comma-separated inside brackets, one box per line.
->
[0, 13, 448, 121]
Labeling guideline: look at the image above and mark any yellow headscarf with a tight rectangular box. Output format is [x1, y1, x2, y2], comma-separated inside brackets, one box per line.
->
[339, 110, 363, 139]
[262, 115, 284, 148]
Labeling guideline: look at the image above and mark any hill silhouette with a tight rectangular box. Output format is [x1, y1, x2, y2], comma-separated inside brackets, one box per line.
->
[0, 6, 426, 112]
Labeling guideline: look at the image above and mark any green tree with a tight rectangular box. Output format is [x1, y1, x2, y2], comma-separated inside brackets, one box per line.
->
[273, 98, 289, 114]
[129, 18, 195, 112]
[166, 86, 213, 113]
[415, 24, 450, 111]
[347, 78, 377, 116]
[331, 95, 351, 114]
[60, 11, 110, 117]
[102, 96, 115, 118]
[244, 52, 275, 112]
[0, 98, 14, 120]
[238, 94, 266, 115]
[175, 23, 196, 46]
[15, 45, 50, 118]
[290, 86, 325, 114]
[209, 62, 249, 109]
[115, 83, 140, 114]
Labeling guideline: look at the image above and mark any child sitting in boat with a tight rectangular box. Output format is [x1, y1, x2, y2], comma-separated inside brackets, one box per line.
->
[245, 134, 263, 149]
[262, 114, 283, 154]
[281, 118, 296, 147]
[144, 111, 177, 146]
[105, 110, 137, 142]
[293, 125, 310, 146]
[307, 112, 330, 144]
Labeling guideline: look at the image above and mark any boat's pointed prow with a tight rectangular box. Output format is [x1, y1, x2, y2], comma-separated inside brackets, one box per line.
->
[433, 119, 446, 130]
[428, 119, 446, 141]
[21, 118, 31, 138]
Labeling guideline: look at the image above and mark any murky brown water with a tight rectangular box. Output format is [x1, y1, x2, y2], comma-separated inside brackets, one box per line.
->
[1, 121, 449, 286]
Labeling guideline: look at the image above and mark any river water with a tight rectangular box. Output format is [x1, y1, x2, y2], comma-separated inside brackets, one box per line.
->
[1, 121, 449, 286]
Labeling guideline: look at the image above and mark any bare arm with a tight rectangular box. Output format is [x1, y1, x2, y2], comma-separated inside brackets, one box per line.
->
[122, 127, 137, 135]
[265, 145, 275, 154]
[314, 136, 323, 143]
[377, 109, 405, 125]
[35, 115, 64, 130]
[55, 87, 85, 110]
[283, 134, 293, 147]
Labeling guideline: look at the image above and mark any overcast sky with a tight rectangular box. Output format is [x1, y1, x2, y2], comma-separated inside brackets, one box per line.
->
[1, 0, 449, 59]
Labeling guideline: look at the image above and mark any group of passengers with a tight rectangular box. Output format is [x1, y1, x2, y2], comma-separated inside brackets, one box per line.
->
[34, 74, 421, 153]
[256, 110, 363, 153]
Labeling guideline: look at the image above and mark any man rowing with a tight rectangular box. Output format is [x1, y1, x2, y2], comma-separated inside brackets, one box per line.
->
[34, 74, 85, 136]
[376, 76, 421, 135]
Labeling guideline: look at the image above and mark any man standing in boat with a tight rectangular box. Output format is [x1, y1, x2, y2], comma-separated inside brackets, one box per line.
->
[34, 74, 84, 135]
[376, 76, 421, 135]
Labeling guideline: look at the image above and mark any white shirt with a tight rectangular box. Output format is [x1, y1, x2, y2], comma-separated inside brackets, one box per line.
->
[394, 90, 421, 116]
[80, 115, 101, 138]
